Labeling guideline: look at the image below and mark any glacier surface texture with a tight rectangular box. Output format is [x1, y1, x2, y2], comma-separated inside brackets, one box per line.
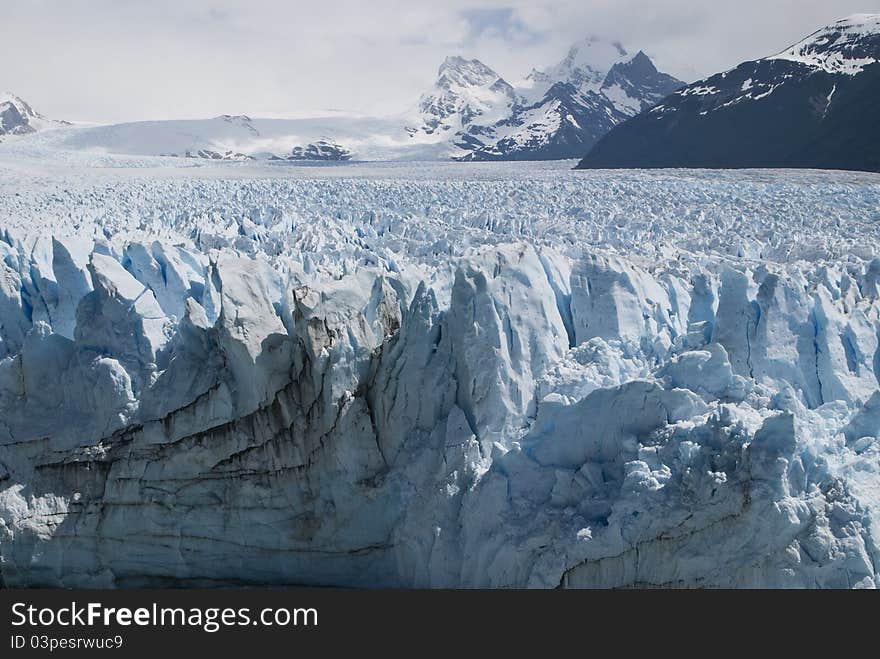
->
[0, 159, 879, 588]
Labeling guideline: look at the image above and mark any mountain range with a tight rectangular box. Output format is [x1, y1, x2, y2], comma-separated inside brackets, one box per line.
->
[0, 38, 682, 162]
[413, 40, 683, 160]
[577, 14, 880, 172]
[6, 14, 880, 172]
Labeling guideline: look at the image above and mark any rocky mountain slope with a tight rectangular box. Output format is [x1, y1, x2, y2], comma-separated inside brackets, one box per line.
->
[407, 39, 683, 161]
[0, 92, 69, 139]
[578, 14, 880, 172]
[410, 56, 517, 140]
[453, 40, 683, 161]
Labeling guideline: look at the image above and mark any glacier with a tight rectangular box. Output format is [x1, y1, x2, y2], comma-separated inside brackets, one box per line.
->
[0, 156, 878, 588]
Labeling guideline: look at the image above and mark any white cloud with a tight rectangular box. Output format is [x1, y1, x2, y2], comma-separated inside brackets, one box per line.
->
[0, 0, 871, 122]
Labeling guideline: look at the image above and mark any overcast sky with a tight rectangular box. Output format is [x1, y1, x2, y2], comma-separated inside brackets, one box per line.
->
[1, 1, 873, 123]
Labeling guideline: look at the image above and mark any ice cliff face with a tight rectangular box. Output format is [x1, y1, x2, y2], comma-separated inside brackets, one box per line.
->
[0, 163, 878, 588]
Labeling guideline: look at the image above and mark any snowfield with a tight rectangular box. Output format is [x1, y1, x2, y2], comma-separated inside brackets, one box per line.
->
[0, 152, 879, 588]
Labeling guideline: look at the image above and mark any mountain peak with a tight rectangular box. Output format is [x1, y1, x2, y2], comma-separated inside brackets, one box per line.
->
[437, 56, 501, 88]
[834, 13, 880, 34]
[564, 37, 628, 68]
[440, 55, 469, 70]
[606, 50, 661, 79]
[769, 12, 880, 74]
[0, 92, 70, 136]
[412, 56, 514, 138]
[1, 92, 42, 136]
[547, 37, 632, 91]
[1, 92, 38, 119]
[630, 50, 653, 65]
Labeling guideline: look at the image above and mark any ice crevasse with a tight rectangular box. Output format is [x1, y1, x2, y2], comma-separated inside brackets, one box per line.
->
[0, 172, 879, 588]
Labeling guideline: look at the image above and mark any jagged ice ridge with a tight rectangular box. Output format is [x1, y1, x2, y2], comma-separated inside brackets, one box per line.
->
[0, 161, 878, 588]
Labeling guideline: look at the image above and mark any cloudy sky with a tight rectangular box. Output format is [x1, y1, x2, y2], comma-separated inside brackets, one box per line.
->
[1, 1, 873, 123]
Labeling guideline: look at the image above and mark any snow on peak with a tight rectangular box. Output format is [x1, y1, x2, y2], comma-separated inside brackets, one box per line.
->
[0, 92, 70, 136]
[768, 12, 880, 74]
[834, 12, 880, 35]
[1, 92, 43, 135]
[413, 56, 515, 139]
[516, 37, 633, 103]
[549, 37, 631, 89]
[436, 55, 504, 89]
[1, 91, 39, 119]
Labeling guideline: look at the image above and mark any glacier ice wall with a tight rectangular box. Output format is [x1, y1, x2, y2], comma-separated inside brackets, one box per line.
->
[0, 164, 878, 588]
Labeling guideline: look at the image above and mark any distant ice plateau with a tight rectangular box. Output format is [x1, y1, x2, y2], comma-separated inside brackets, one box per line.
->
[0, 156, 878, 588]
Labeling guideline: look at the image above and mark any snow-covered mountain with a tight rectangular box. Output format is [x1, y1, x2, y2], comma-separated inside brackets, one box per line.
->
[0, 92, 69, 138]
[409, 56, 517, 141]
[769, 12, 880, 74]
[406, 38, 684, 161]
[406, 39, 681, 160]
[519, 37, 640, 102]
[341, 42, 680, 161]
[4, 39, 681, 163]
[579, 14, 880, 171]
[455, 42, 683, 161]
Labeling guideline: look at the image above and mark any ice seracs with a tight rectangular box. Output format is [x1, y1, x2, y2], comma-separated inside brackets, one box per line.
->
[0, 160, 878, 588]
